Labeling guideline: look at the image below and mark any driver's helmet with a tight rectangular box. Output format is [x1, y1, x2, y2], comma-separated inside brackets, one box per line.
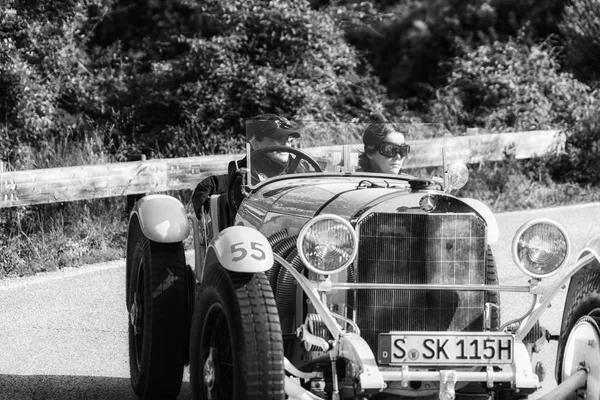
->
[247, 113, 301, 143]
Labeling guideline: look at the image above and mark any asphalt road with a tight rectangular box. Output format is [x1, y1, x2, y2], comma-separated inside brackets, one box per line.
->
[0, 202, 599, 400]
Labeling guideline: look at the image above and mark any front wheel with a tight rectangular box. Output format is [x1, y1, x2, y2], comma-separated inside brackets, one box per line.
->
[557, 267, 600, 399]
[561, 313, 600, 400]
[189, 265, 284, 400]
[127, 219, 191, 400]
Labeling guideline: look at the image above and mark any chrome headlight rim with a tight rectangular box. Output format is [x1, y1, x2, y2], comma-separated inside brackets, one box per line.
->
[297, 214, 358, 275]
[511, 218, 571, 279]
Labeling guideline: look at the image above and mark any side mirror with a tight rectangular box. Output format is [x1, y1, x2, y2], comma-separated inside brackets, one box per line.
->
[446, 162, 469, 191]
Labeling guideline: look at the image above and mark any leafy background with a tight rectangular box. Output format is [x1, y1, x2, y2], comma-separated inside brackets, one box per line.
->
[2, 0, 600, 277]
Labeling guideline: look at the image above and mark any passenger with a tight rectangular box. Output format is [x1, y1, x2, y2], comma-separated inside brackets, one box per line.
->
[191, 113, 300, 218]
[357, 123, 410, 174]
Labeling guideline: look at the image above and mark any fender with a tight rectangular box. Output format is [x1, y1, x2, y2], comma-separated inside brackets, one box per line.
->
[129, 194, 189, 243]
[555, 232, 600, 382]
[202, 226, 274, 282]
[563, 234, 600, 314]
[578, 234, 600, 265]
[459, 197, 499, 244]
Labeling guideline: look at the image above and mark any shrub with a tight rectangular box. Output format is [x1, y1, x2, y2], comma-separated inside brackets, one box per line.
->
[0, 1, 108, 165]
[83, 0, 392, 158]
[491, 0, 564, 39]
[428, 33, 595, 132]
[457, 151, 600, 211]
[341, 0, 501, 109]
[559, 0, 600, 83]
[548, 108, 600, 185]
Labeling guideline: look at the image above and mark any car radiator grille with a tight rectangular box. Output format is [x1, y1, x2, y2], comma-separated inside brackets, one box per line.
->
[355, 212, 487, 351]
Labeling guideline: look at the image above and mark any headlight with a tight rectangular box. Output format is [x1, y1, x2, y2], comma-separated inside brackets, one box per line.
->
[511, 219, 570, 279]
[297, 215, 358, 275]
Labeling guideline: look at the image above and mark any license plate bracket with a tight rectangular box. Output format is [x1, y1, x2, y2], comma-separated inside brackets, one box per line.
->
[378, 332, 514, 365]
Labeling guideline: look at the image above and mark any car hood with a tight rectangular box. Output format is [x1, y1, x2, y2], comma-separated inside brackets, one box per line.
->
[235, 175, 495, 240]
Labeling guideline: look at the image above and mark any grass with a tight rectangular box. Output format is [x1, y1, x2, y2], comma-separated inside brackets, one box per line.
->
[455, 154, 600, 212]
[1, 134, 125, 278]
[0, 199, 127, 277]
[1, 141, 599, 279]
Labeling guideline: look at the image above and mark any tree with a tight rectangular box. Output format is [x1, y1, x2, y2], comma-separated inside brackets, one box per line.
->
[85, 0, 392, 157]
[559, 0, 600, 84]
[429, 33, 595, 132]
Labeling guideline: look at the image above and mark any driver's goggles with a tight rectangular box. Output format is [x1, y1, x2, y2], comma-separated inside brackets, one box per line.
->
[370, 143, 411, 158]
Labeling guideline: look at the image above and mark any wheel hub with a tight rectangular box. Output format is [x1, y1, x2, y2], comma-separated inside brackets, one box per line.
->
[562, 315, 600, 399]
[130, 292, 142, 335]
[204, 347, 219, 391]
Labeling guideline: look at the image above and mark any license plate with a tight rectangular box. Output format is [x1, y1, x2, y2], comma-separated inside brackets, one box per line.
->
[378, 332, 513, 365]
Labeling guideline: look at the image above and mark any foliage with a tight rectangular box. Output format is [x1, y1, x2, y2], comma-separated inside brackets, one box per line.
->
[457, 153, 600, 211]
[80, 0, 392, 158]
[0, 134, 124, 277]
[0, 1, 104, 164]
[491, 0, 565, 39]
[341, 0, 499, 109]
[428, 34, 596, 132]
[1, 0, 392, 163]
[559, 0, 600, 83]
[0, 200, 126, 277]
[335, 0, 568, 111]
[548, 108, 600, 185]
[2, 0, 600, 277]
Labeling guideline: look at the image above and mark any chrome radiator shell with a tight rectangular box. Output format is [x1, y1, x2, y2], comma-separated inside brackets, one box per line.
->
[354, 212, 488, 351]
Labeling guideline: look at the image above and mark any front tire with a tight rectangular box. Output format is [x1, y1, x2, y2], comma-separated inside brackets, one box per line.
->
[127, 218, 190, 400]
[190, 265, 284, 400]
[557, 266, 600, 397]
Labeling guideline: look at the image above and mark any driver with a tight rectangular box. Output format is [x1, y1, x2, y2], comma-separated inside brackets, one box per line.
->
[246, 114, 302, 181]
[191, 113, 300, 219]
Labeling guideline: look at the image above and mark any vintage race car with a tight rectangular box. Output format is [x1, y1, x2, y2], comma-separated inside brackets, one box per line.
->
[125, 122, 600, 400]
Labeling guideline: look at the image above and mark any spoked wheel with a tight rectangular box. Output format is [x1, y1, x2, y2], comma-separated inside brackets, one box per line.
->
[126, 217, 191, 400]
[200, 302, 235, 399]
[558, 264, 600, 400]
[561, 309, 600, 400]
[190, 265, 284, 400]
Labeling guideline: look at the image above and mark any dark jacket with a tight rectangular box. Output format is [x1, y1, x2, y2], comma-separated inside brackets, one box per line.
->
[191, 155, 290, 218]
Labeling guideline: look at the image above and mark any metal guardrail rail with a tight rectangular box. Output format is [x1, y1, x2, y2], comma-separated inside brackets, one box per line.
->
[0, 130, 562, 208]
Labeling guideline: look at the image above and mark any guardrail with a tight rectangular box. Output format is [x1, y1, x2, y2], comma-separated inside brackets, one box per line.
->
[0, 130, 563, 209]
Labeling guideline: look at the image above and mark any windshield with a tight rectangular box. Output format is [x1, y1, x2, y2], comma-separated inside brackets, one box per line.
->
[243, 121, 452, 187]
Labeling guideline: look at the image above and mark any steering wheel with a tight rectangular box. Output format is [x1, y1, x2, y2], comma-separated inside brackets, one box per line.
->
[227, 146, 323, 214]
[250, 145, 323, 175]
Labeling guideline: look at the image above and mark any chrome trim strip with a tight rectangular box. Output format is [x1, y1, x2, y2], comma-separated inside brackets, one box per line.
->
[330, 282, 530, 292]
[380, 370, 514, 382]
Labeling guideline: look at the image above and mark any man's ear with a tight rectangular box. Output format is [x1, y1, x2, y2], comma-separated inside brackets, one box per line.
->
[249, 138, 258, 149]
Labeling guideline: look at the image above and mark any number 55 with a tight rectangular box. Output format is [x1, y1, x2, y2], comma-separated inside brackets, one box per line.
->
[231, 241, 266, 262]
